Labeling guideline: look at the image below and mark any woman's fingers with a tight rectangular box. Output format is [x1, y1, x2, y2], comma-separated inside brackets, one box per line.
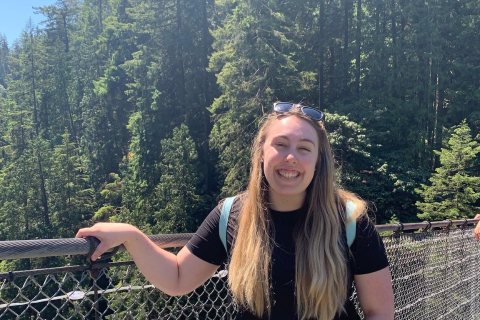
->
[473, 215, 480, 240]
[75, 223, 137, 259]
[475, 224, 480, 241]
[75, 227, 93, 239]
[91, 242, 110, 261]
[75, 224, 115, 260]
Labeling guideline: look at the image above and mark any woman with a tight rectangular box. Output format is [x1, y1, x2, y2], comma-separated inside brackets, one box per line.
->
[76, 103, 394, 320]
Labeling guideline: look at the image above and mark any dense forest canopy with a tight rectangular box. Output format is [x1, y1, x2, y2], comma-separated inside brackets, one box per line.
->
[0, 0, 479, 246]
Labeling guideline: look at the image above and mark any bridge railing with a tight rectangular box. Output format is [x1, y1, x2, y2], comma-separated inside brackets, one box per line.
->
[1, 219, 480, 319]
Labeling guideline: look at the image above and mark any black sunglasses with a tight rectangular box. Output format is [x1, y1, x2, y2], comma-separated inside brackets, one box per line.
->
[273, 102, 325, 122]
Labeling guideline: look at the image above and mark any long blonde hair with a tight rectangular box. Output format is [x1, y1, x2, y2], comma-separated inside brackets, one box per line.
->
[228, 108, 366, 320]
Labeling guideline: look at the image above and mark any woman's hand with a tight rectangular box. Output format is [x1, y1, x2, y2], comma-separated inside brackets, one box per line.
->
[473, 214, 480, 241]
[76, 223, 140, 261]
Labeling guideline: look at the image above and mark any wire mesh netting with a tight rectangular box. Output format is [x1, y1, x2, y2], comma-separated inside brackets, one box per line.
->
[1, 225, 480, 319]
[386, 226, 480, 320]
[0, 261, 235, 320]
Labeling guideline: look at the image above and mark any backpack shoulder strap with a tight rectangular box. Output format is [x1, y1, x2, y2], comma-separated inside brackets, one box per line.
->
[219, 197, 236, 253]
[346, 200, 357, 247]
[220, 197, 355, 250]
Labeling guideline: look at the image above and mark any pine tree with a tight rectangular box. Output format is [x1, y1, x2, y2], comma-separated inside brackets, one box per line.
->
[94, 173, 125, 221]
[209, 0, 302, 196]
[416, 120, 480, 220]
[49, 130, 95, 237]
[152, 124, 203, 234]
[0, 34, 9, 91]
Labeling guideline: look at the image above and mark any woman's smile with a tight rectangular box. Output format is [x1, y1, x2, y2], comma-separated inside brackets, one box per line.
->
[277, 168, 301, 179]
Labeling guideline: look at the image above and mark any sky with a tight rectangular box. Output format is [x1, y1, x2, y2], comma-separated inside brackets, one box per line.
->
[0, 0, 57, 46]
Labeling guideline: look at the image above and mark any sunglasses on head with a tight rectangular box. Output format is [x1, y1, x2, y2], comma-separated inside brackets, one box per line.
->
[273, 102, 325, 122]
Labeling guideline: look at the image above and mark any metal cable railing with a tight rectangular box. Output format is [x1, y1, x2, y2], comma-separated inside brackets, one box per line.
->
[1, 220, 480, 319]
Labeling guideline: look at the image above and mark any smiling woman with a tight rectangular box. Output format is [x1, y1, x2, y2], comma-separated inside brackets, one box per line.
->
[77, 102, 394, 320]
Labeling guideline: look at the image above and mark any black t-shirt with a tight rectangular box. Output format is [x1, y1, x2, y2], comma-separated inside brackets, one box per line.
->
[186, 199, 389, 320]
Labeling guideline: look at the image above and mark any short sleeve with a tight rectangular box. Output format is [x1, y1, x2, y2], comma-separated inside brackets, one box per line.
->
[350, 217, 389, 275]
[186, 204, 228, 266]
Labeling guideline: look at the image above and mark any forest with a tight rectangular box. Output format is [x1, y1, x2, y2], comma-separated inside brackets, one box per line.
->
[0, 0, 479, 249]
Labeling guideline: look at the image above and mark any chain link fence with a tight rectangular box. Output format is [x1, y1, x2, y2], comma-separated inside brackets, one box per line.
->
[0, 261, 234, 320]
[1, 224, 480, 319]
[386, 226, 480, 320]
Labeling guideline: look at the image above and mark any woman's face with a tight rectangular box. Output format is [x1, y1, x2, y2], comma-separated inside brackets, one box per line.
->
[262, 115, 319, 202]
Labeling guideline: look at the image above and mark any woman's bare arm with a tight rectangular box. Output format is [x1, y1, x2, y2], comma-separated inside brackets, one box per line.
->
[76, 223, 220, 296]
[354, 267, 394, 320]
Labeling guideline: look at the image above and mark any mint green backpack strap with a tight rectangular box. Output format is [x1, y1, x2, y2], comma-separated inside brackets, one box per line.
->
[346, 200, 357, 247]
[219, 197, 236, 253]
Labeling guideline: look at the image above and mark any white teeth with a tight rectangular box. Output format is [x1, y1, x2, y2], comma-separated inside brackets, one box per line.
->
[278, 170, 299, 179]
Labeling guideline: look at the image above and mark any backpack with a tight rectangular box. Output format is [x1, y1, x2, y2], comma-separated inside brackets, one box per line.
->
[219, 197, 357, 253]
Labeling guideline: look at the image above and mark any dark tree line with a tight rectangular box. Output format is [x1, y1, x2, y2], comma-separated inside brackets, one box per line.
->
[0, 0, 479, 252]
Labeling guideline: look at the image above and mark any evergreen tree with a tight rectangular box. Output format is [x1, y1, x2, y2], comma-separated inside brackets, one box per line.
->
[0, 136, 53, 240]
[82, 0, 134, 185]
[416, 120, 480, 220]
[151, 124, 203, 234]
[94, 172, 125, 221]
[0, 34, 9, 91]
[34, 1, 81, 140]
[209, 0, 303, 196]
[2, 0, 480, 246]
[49, 130, 95, 237]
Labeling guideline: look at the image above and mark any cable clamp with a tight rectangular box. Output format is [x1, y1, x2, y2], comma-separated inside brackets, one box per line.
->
[85, 236, 120, 266]
[8, 271, 15, 283]
[85, 236, 97, 265]
[445, 220, 453, 232]
[97, 246, 120, 261]
[394, 222, 404, 238]
[422, 221, 432, 233]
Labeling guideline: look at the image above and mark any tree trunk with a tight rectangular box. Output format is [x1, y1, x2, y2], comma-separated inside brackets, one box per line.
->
[19, 104, 26, 151]
[201, 0, 211, 193]
[22, 161, 29, 232]
[62, 11, 69, 53]
[37, 155, 50, 226]
[433, 73, 444, 169]
[391, 0, 397, 88]
[426, 57, 434, 167]
[30, 32, 39, 135]
[355, 0, 361, 99]
[343, 0, 350, 95]
[41, 94, 49, 136]
[328, 44, 335, 102]
[98, 0, 103, 33]
[62, 76, 78, 146]
[318, 0, 325, 109]
[66, 137, 72, 206]
[176, 0, 186, 111]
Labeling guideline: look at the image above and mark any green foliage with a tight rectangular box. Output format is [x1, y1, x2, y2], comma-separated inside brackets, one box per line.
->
[152, 124, 203, 234]
[209, 0, 303, 196]
[0, 34, 9, 90]
[49, 130, 95, 237]
[327, 112, 423, 224]
[0, 0, 479, 249]
[1, 4, 480, 318]
[0, 136, 53, 240]
[416, 120, 480, 220]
